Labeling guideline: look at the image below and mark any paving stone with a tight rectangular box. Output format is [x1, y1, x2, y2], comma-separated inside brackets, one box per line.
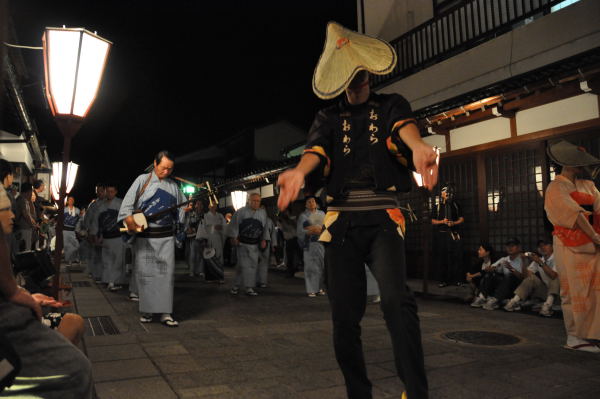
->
[299, 386, 348, 399]
[144, 342, 190, 357]
[177, 385, 233, 398]
[84, 333, 138, 347]
[95, 376, 177, 399]
[424, 352, 477, 369]
[87, 343, 146, 362]
[68, 265, 600, 399]
[92, 358, 160, 382]
[153, 355, 201, 374]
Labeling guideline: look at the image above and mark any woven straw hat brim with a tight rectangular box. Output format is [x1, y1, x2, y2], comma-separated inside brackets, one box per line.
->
[547, 140, 600, 167]
[312, 21, 397, 100]
[203, 248, 216, 259]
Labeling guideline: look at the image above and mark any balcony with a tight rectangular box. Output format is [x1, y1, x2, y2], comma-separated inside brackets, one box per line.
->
[371, 0, 569, 89]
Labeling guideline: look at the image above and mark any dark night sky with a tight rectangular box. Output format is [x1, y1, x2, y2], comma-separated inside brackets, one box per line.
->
[8, 0, 356, 205]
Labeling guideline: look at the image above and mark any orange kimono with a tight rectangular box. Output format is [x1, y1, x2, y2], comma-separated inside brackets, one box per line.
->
[545, 175, 600, 339]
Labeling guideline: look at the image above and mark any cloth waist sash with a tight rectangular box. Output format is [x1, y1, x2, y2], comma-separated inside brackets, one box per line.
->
[553, 191, 600, 247]
[63, 226, 75, 232]
[102, 231, 122, 239]
[328, 190, 398, 211]
[138, 226, 174, 239]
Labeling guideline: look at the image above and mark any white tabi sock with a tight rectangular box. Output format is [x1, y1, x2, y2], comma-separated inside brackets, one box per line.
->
[544, 295, 555, 306]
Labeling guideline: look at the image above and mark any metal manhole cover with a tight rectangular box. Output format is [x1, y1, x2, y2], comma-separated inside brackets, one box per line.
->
[443, 330, 521, 346]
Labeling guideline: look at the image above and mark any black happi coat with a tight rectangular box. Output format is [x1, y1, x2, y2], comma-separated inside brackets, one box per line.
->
[304, 93, 417, 198]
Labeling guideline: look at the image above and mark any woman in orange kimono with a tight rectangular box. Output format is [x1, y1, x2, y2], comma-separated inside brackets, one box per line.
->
[545, 140, 600, 353]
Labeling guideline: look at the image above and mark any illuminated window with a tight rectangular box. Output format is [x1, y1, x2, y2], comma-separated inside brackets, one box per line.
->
[487, 190, 500, 212]
[535, 166, 543, 196]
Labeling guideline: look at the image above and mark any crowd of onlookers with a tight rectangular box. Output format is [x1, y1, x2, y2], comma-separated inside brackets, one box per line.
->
[1, 159, 92, 397]
[466, 237, 559, 317]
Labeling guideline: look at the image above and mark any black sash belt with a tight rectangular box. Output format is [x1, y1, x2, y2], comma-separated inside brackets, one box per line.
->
[63, 226, 75, 232]
[138, 226, 174, 239]
[102, 231, 122, 239]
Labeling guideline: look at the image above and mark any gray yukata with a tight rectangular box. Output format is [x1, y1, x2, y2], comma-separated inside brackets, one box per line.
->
[185, 210, 204, 275]
[91, 197, 127, 285]
[204, 211, 226, 265]
[257, 217, 276, 285]
[63, 206, 80, 263]
[84, 199, 104, 280]
[227, 206, 270, 289]
[298, 209, 326, 294]
[118, 172, 185, 314]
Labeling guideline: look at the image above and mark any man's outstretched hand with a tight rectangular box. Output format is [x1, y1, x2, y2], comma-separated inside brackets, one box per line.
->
[277, 169, 305, 211]
[413, 142, 439, 191]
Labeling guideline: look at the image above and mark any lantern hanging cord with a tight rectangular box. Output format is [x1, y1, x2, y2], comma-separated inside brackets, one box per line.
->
[3, 42, 43, 50]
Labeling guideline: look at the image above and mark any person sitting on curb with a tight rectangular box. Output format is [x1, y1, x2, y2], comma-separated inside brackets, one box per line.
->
[468, 243, 495, 307]
[504, 239, 560, 316]
[481, 238, 527, 311]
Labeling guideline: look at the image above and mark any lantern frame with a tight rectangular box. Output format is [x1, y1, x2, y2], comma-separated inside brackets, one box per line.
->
[43, 27, 112, 120]
[50, 162, 79, 201]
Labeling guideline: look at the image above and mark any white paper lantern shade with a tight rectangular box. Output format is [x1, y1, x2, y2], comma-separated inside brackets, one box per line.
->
[43, 27, 112, 119]
[231, 191, 248, 211]
[51, 162, 79, 201]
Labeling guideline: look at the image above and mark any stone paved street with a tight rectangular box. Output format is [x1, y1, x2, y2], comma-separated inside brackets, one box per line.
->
[66, 265, 600, 399]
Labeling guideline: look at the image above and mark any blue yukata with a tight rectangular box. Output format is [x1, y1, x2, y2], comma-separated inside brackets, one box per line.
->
[297, 209, 325, 294]
[91, 197, 127, 286]
[226, 206, 270, 289]
[118, 172, 185, 315]
[63, 206, 80, 263]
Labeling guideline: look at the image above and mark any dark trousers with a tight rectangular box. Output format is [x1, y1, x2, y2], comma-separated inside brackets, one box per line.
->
[325, 224, 428, 399]
[491, 273, 520, 301]
[478, 271, 497, 297]
[284, 238, 301, 277]
[433, 231, 463, 284]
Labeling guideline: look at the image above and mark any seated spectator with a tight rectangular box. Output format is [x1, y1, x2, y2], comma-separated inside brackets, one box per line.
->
[467, 243, 495, 305]
[503, 239, 559, 317]
[0, 185, 92, 398]
[31, 293, 86, 345]
[473, 238, 527, 310]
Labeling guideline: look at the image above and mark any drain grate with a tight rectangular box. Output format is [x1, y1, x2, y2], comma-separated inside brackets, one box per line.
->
[443, 330, 521, 346]
[84, 316, 120, 336]
[70, 281, 92, 287]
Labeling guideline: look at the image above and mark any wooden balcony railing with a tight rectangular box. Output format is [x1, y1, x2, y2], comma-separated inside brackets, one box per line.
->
[372, 0, 567, 89]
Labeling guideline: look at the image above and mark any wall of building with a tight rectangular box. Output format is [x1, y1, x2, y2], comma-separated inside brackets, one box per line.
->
[441, 93, 598, 153]
[254, 121, 306, 162]
[358, 0, 433, 40]
[376, 0, 600, 111]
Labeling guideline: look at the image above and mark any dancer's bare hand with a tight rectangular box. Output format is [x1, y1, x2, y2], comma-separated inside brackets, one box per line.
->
[277, 169, 304, 211]
[413, 142, 439, 191]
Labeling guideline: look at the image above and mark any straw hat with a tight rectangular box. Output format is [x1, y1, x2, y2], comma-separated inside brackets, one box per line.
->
[547, 140, 600, 167]
[547, 140, 600, 178]
[203, 247, 216, 260]
[312, 21, 397, 100]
